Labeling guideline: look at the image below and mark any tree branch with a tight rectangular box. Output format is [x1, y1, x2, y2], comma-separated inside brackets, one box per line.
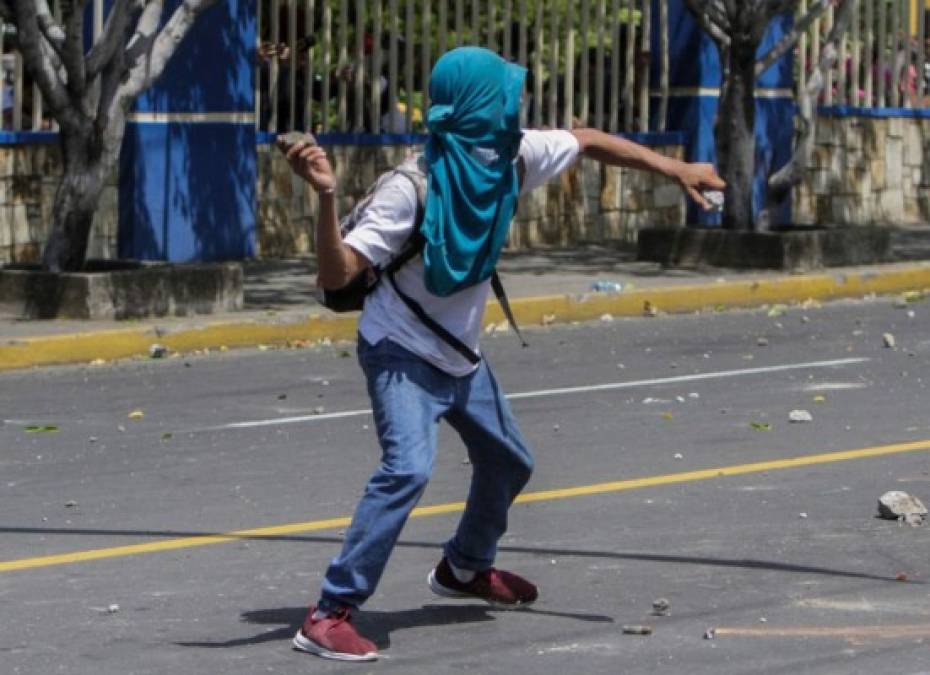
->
[10, 0, 71, 117]
[61, 0, 89, 98]
[86, 0, 146, 79]
[759, 0, 855, 228]
[121, 0, 222, 100]
[35, 0, 65, 54]
[682, 0, 732, 49]
[756, 0, 831, 78]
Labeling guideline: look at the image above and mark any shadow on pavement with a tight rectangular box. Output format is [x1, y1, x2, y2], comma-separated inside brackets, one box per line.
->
[2, 527, 913, 585]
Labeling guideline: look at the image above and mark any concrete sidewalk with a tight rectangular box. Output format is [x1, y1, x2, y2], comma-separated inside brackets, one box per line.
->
[3, 240, 930, 372]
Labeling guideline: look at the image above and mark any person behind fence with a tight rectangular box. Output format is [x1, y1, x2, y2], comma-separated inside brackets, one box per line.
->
[283, 45, 725, 662]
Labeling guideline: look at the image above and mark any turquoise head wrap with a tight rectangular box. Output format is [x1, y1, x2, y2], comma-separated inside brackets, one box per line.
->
[422, 47, 526, 296]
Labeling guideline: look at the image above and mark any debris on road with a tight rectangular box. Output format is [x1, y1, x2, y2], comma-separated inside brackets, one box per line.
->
[813, 395, 826, 404]
[767, 304, 788, 317]
[652, 598, 671, 616]
[128, 410, 144, 420]
[148, 344, 168, 359]
[25, 425, 59, 433]
[65, 500, 77, 508]
[107, 604, 120, 614]
[591, 280, 624, 293]
[643, 301, 659, 317]
[789, 409, 813, 423]
[883, 333, 896, 348]
[622, 625, 653, 636]
[673, 453, 684, 460]
[896, 572, 909, 582]
[877, 491, 927, 526]
[750, 421, 772, 432]
[600, 313, 614, 322]
[757, 337, 769, 347]
[541, 313, 556, 326]
[799, 512, 808, 519]
[703, 628, 716, 640]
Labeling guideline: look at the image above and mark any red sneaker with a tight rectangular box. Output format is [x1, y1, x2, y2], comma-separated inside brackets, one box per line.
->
[428, 557, 538, 609]
[292, 606, 378, 662]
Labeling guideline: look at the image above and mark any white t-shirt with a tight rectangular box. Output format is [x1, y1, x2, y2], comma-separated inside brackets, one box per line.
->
[344, 129, 581, 376]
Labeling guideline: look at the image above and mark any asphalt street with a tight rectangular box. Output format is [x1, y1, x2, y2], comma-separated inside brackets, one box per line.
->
[2, 296, 930, 674]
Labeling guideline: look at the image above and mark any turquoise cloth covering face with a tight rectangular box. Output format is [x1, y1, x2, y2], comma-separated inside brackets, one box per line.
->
[422, 47, 526, 296]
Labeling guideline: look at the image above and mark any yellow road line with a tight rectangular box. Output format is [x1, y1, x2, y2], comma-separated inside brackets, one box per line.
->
[2, 439, 929, 574]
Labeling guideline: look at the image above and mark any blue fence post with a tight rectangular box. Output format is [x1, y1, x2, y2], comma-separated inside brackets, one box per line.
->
[118, 0, 257, 262]
[652, 0, 795, 226]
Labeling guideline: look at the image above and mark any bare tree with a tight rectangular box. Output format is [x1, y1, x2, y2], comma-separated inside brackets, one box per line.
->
[0, 0, 222, 272]
[682, 0, 854, 230]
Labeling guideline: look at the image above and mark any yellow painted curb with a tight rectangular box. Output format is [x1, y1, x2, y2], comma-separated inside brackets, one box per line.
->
[3, 264, 930, 372]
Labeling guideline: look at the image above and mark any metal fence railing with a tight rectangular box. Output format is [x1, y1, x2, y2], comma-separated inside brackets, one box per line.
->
[255, 0, 665, 135]
[2, 2, 928, 136]
[798, 0, 929, 108]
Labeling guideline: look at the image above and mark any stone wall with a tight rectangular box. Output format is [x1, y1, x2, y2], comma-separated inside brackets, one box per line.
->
[794, 113, 930, 226]
[0, 142, 118, 265]
[0, 138, 684, 264]
[256, 141, 686, 257]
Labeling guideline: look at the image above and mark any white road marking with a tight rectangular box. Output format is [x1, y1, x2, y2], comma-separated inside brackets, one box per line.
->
[801, 382, 869, 392]
[210, 357, 869, 431]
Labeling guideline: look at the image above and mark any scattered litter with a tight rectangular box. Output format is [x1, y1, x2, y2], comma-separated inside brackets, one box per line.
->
[688, 393, 700, 399]
[107, 604, 120, 614]
[903, 290, 924, 303]
[896, 572, 909, 582]
[750, 422, 772, 432]
[799, 512, 808, 519]
[883, 333, 896, 348]
[789, 409, 813, 423]
[621, 625, 653, 636]
[673, 453, 684, 460]
[161, 433, 173, 441]
[600, 313, 614, 322]
[88, 437, 98, 443]
[339, 350, 352, 358]
[313, 406, 326, 415]
[800, 316, 811, 324]
[813, 395, 826, 404]
[541, 314, 557, 326]
[25, 425, 59, 433]
[877, 491, 927, 526]
[591, 280, 624, 293]
[642, 397, 670, 405]
[652, 598, 671, 616]
[643, 301, 659, 317]
[128, 410, 144, 420]
[801, 298, 822, 309]
[90, 358, 106, 366]
[277, 394, 287, 400]
[767, 304, 788, 317]
[148, 344, 168, 359]
[759, 617, 768, 623]
[219, 345, 229, 352]
[65, 500, 77, 508]
[676, 396, 685, 403]
[703, 628, 716, 640]
[117, 425, 126, 433]
[757, 337, 769, 347]
[617, 363, 626, 369]
[907, 310, 916, 319]
[661, 412, 674, 421]
[553, 424, 560, 431]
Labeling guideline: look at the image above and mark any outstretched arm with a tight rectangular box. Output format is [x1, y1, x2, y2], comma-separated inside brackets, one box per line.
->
[571, 128, 725, 210]
[285, 142, 371, 290]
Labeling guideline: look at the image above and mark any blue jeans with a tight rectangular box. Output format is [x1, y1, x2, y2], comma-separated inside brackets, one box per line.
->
[318, 336, 534, 611]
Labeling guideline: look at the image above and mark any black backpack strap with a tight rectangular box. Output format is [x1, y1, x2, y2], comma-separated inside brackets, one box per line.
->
[491, 271, 528, 348]
[385, 270, 481, 365]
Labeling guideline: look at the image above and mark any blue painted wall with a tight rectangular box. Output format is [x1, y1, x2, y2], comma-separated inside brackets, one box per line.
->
[119, 0, 257, 262]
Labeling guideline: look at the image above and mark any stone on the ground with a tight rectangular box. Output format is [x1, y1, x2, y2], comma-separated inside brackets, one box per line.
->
[877, 491, 927, 526]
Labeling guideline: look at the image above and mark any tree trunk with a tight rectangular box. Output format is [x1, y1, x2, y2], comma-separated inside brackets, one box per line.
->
[41, 129, 118, 273]
[716, 41, 758, 231]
